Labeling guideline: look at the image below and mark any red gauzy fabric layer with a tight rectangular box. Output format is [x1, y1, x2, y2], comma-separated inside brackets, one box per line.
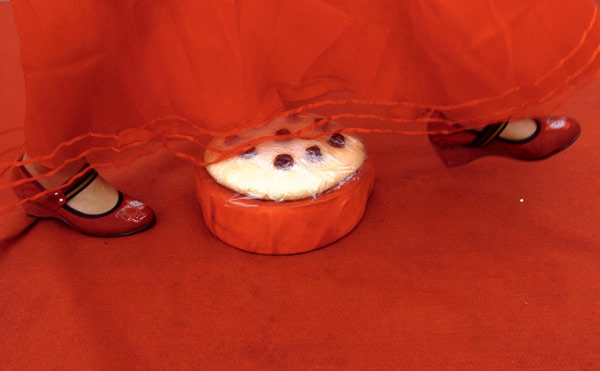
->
[1, 0, 600, 212]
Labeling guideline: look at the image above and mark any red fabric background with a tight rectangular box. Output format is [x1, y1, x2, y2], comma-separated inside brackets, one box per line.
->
[2, 4, 600, 369]
[5, 0, 600, 174]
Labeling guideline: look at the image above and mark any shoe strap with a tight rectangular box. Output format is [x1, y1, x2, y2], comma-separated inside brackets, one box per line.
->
[63, 165, 98, 201]
[17, 162, 97, 211]
[468, 121, 509, 148]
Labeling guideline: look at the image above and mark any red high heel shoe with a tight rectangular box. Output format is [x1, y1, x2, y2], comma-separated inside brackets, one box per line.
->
[11, 162, 156, 237]
[428, 116, 581, 166]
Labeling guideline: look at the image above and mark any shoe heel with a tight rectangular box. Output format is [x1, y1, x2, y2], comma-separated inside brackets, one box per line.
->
[22, 201, 56, 219]
[432, 144, 489, 167]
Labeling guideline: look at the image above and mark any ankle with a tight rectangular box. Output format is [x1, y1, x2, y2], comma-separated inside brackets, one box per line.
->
[22, 152, 88, 189]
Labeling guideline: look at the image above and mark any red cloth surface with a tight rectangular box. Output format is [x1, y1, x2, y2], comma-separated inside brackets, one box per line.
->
[2, 3, 600, 370]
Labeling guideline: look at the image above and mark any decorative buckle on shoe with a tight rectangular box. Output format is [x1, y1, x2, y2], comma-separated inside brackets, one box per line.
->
[37, 190, 67, 211]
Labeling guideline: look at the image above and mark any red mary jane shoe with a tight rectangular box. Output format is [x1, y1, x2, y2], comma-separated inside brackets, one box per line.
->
[428, 116, 581, 166]
[11, 163, 156, 237]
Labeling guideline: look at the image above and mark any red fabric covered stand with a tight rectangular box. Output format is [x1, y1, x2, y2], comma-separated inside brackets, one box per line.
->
[195, 162, 376, 255]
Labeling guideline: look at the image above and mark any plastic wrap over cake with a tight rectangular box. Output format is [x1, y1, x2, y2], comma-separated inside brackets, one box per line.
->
[204, 114, 366, 202]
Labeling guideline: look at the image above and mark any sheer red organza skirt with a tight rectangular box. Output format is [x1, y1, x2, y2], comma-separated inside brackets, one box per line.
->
[2, 0, 600, 212]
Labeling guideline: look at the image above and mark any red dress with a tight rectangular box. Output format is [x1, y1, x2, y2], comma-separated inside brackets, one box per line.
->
[2, 0, 600, 212]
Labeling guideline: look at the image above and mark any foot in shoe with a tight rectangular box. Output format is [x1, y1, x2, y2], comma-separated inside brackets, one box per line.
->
[22, 154, 119, 215]
[473, 118, 538, 141]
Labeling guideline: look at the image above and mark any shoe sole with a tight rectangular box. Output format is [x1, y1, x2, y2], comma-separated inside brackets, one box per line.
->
[26, 212, 157, 238]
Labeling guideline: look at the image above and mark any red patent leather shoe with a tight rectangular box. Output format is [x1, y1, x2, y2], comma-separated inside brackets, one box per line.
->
[11, 162, 156, 237]
[428, 116, 581, 166]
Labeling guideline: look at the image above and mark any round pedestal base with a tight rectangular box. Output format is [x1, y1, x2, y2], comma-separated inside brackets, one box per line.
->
[194, 162, 376, 255]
